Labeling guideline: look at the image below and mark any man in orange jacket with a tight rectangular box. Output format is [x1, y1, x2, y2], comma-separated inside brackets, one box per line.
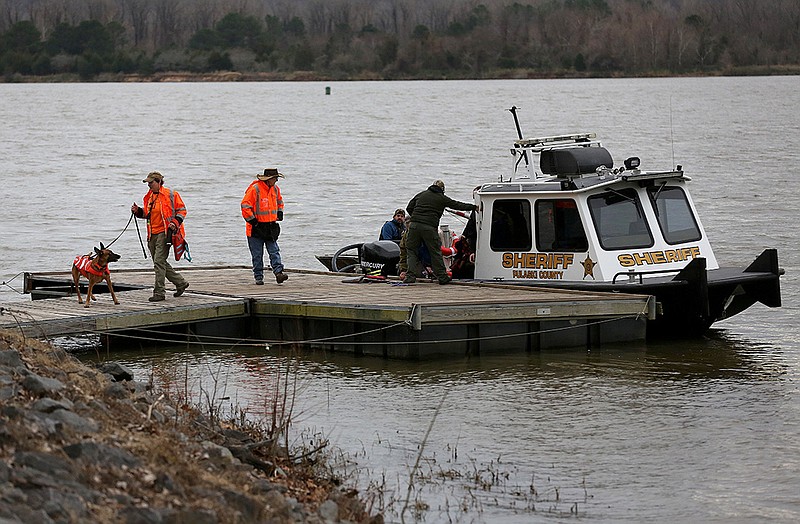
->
[131, 171, 189, 301]
[241, 168, 288, 285]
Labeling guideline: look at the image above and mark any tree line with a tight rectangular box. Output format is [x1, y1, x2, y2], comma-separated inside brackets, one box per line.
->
[2, 0, 799, 80]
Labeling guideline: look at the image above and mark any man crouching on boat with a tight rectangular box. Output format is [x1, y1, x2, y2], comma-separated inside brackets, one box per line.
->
[404, 180, 478, 285]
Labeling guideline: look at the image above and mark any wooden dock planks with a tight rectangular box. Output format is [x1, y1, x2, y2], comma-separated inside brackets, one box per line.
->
[0, 288, 248, 337]
[2, 267, 655, 354]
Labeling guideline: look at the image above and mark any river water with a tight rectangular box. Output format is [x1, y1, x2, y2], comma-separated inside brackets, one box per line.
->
[1, 77, 799, 522]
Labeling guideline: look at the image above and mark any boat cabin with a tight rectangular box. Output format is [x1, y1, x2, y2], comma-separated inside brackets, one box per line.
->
[471, 133, 718, 284]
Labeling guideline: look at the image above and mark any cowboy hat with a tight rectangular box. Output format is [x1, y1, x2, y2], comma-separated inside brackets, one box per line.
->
[257, 168, 285, 181]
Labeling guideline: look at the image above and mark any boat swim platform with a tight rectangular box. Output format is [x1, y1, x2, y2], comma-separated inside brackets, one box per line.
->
[2, 266, 656, 359]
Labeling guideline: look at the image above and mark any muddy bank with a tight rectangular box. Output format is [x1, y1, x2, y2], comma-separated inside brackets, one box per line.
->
[0, 329, 380, 523]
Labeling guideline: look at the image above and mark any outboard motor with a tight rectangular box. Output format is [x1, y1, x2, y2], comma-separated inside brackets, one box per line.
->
[361, 240, 401, 264]
[361, 240, 401, 276]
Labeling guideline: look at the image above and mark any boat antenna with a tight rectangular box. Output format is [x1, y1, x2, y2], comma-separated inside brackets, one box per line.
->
[509, 105, 524, 141]
[508, 106, 529, 176]
[669, 96, 675, 168]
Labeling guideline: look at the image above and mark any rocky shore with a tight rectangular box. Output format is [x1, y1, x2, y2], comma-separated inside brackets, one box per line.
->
[0, 329, 380, 523]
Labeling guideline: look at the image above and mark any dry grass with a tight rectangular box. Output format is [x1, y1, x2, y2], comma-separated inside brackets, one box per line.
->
[0, 328, 381, 523]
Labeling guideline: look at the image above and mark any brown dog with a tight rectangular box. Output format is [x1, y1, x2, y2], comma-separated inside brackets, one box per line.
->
[71, 243, 121, 308]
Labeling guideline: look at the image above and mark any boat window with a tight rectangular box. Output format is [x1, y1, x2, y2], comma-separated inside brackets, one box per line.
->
[647, 185, 702, 244]
[588, 188, 653, 250]
[490, 199, 532, 251]
[535, 199, 589, 252]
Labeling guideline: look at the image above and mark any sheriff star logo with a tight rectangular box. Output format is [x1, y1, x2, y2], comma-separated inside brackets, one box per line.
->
[582, 256, 596, 280]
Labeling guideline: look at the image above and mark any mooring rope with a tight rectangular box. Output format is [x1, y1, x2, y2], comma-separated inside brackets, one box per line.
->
[0, 305, 647, 349]
[0, 272, 26, 295]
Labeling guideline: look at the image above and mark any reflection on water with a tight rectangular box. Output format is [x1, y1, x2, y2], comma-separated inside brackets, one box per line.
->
[77, 329, 786, 388]
[76, 330, 797, 523]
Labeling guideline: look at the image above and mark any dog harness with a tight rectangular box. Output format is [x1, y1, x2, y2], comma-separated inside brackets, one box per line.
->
[74, 255, 109, 278]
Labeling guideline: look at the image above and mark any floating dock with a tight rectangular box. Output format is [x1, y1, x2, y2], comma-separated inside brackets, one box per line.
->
[0, 267, 655, 359]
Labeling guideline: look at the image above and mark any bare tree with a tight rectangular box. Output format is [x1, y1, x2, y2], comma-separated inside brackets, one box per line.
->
[152, 0, 182, 48]
[187, 0, 221, 31]
[119, 0, 152, 49]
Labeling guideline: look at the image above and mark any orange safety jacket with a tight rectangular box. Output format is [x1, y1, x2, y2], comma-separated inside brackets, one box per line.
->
[241, 180, 283, 236]
[141, 187, 187, 241]
[73, 255, 110, 278]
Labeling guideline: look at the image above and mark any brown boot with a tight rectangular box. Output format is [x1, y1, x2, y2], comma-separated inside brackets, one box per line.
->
[275, 272, 288, 284]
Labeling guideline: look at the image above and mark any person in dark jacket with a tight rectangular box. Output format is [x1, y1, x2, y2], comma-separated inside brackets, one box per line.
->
[379, 208, 406, 241]
[397, 215, 433, 281]
[404, 180, 478, 284]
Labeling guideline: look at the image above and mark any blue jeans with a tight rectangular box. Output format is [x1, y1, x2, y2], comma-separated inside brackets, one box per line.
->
[247, 235, 284, 280]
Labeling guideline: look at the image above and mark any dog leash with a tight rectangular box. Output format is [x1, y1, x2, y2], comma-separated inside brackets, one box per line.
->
[104, 212, 148, 259]
[105, 213, 133, 248]
[132, 212, 148, 259]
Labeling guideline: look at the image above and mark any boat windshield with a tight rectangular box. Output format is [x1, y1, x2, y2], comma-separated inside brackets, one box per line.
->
[647, 185, 702, 244]
[588, 188, 654, 250]
[490, 199, 532, 251]
[535, 199, 589, 252]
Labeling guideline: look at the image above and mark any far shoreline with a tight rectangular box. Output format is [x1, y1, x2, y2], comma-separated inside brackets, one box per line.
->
[3, 64, 799, 83]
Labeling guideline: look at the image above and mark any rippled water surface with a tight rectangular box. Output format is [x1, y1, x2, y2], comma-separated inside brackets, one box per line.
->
[1, 77, 799, 522]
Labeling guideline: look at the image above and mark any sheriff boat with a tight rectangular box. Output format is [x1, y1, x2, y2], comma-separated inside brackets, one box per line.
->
[464, 126, 783, 336]
[321, 119, 783, 337]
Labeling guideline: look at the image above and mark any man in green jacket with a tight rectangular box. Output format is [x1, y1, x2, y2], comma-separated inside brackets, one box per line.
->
[404, 180, 478, 284]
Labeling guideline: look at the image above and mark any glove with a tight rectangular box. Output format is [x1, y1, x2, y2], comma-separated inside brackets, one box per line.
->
[249, 220, 262, 239]
[252, 222, 264, 239]
[277, 211, 283, 221]
[269, 221, 280, 240]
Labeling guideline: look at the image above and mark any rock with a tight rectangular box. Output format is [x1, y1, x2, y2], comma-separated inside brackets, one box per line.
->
[98, 362, 134, 382]
[221, 428, 253, 443]
[21, 373, 65, 396]
[0, 350, 24, 369]
[319, 499, 340, 522]
[104, 382, 130, 399]
[25, 486, 90, 522]
[32, 397, 74, 413]
[0, 505, 54, 524]
[12, 451, 75, 479]
[0, 375, 15, 401]
[0, 460, 10, 483]
[118, 506, 163, 524]
[162, 508, 218, 524]
[220, 488, 264, 521]
[63, 442, 140, 469]
[45, 409, 100, 434]
[154, 471, 181, 495]
[200, 441, 235, 464]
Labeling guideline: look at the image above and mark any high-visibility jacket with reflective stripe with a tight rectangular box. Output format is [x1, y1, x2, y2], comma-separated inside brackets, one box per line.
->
[73, 255, 109, 277]
[142, 187, 187, 240]
[241, 180, 283, 236]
